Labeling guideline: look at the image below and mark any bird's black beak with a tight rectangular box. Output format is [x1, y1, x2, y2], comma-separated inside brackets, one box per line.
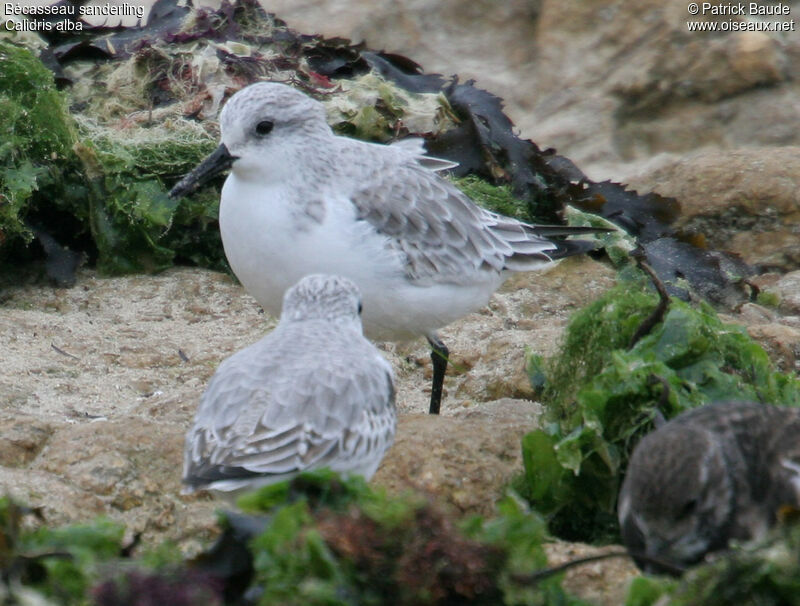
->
[168, 143, 238, 198]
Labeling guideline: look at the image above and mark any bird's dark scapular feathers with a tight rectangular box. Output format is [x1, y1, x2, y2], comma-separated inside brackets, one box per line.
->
[526, 224, 612, 237]
[183, 463, 266, 489]
[548, 238, 601, 260]
[526, 224, 610, 260]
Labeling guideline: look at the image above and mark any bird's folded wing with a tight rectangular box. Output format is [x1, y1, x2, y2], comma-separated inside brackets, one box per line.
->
[350, 160, 562, 283]
[183, 363, 395, 488]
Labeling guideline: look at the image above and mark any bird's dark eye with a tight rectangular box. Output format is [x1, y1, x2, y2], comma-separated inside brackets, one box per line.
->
[677, 499, 698, 520]
[357, 301, 363, 315]
[255, 120, 274, 136]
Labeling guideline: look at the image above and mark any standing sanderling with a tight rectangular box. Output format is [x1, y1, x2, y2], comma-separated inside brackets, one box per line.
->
[170, 82, 606, 414]
[182, 274, 396, 500]
[618, 400, 800, 574]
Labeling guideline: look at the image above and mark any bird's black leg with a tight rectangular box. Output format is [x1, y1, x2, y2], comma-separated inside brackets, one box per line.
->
[427, 334, 448, 415]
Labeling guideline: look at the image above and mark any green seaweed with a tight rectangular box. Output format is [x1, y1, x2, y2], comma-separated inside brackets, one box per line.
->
[239, 470, 584, 605]
[518, 278, 800, 543]
[452, 175, 529, 221]
[565, 206, 636, 267]
[537, 278, 658, 410]
[627, 519, 800, 605]
[0, 40, 225, 276]
[0, 40, 79, 251]
[0, 472, 595, 605]
[80, 117, 217, 181]
[0, 496, 126, 604]
[464, 495, 591, 606]
[756, 290, 780, 308]
[0, 43, 75, 159]
[72, 116, 220, 273]
[625, 575, 674, 606]
[23, 518, 125, 603]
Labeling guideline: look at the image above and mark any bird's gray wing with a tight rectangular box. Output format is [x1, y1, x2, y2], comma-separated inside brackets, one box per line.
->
[348, 152, 595, 284]
[183, 345, 395, 488]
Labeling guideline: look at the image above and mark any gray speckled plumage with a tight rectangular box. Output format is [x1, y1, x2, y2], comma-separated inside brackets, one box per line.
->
[618, 400, 800, 573]
[182, 274, 396, 500]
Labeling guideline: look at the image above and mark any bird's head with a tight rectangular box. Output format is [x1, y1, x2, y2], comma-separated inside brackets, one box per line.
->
[281, 274, 364, 325]
[169, 82, 331, 197]
[618, 424, 735, 574]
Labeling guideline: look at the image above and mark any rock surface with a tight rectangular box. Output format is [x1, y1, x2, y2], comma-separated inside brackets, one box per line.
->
[261, 0, 800, 179]
[373, 399, 543, 516]
[625, 148, 800, 271]
[0, 259, 620, 547]
[1, 252, 638, 604]
[774, 271, 800, 315]
[545, 541, 639, 606]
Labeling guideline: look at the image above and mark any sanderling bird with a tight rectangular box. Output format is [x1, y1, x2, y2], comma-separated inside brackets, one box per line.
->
[618, 400, 800, 574]
[182, 274, 396, 500]
[170, 81, 606, 414]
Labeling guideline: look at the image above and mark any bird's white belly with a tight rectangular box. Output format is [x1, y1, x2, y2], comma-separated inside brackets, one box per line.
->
[219, 176, 505, 341]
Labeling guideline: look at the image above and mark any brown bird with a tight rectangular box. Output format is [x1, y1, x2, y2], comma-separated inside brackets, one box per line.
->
[618, 400, 800, 574]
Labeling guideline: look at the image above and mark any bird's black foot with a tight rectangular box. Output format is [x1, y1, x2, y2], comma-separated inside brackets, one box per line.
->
[427, 335, 449, 415]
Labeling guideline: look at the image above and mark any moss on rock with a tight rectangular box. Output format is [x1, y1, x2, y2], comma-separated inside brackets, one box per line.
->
[238, 470, 584, 605]
[627, 518, 800, 605]
[0, 41, 78, 249]
[452, 175, 529, 221]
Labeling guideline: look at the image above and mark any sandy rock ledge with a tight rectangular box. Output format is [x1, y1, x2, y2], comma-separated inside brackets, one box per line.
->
[0, 259, 614, 539]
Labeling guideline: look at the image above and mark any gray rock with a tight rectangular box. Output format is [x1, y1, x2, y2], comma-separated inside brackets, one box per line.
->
[373, 399, 543, 516]
[626, 148, 800, 272]
[775, 271, 800, 314]
[0, 415, 53, 467]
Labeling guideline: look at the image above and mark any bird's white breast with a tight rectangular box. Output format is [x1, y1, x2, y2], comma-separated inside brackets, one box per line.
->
[220, 174, 399, 311]
[219, 172, 504, 341]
